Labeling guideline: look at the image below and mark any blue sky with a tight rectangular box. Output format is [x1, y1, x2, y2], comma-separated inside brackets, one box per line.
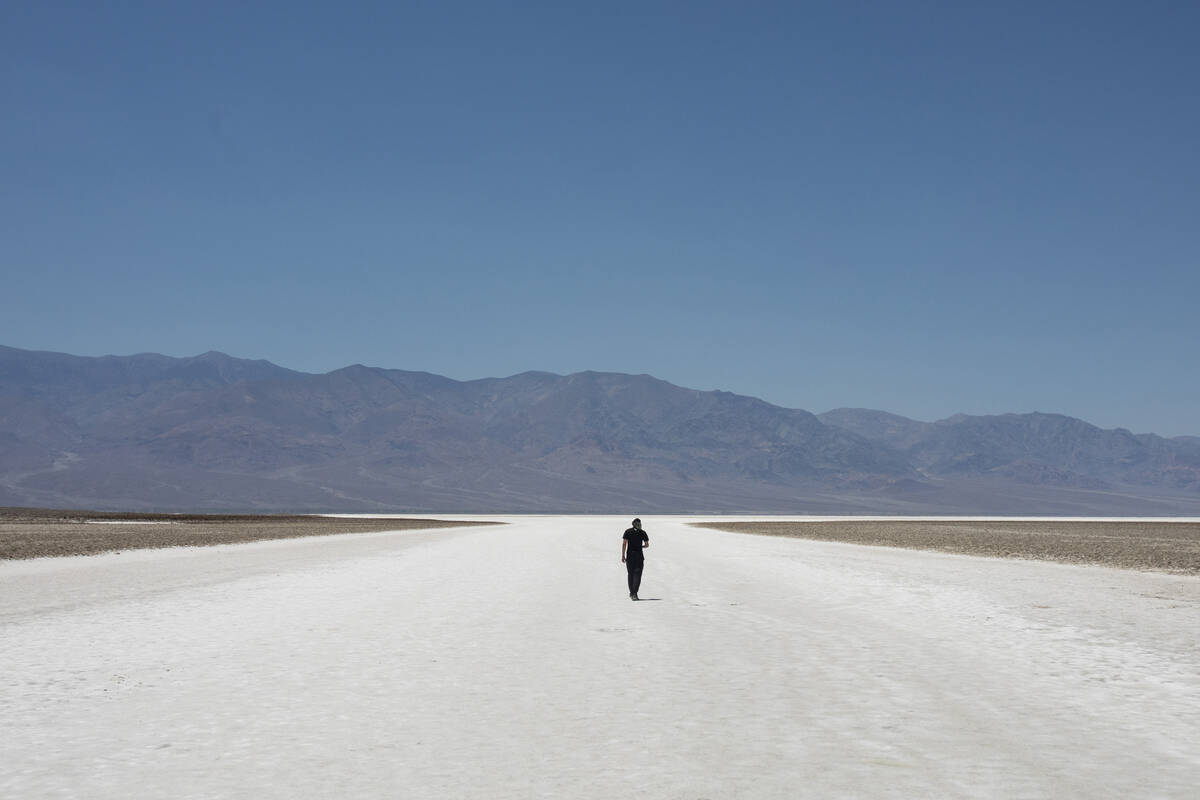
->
[3, 1, 1198, 435]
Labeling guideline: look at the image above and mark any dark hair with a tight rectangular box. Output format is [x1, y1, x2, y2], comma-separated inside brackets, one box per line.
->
[632, 518, 641, 525]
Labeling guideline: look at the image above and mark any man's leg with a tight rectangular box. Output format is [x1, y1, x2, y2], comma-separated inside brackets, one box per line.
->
[627, 562, 643, 598]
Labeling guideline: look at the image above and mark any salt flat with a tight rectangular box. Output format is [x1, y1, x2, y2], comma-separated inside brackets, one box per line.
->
[2, 516, 1198, 799]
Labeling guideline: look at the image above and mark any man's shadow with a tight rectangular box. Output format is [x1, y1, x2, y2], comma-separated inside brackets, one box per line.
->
[635, 598, 663, 601]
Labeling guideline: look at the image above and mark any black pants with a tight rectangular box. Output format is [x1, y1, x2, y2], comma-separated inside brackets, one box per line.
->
[626, 559, 644, 596]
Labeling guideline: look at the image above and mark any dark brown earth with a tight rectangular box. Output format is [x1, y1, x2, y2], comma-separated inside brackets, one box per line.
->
[692, 519, 1200, 575]
[0, 507, 500, 559]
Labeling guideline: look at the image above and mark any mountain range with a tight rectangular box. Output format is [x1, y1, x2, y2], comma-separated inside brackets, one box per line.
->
[2, 345, 1199, 515]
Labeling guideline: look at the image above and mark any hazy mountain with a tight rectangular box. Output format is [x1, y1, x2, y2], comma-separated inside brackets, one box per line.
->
[817, 408, 933, 450]
[818, 408, 1200, 494]
[2, 345, 1198, 514]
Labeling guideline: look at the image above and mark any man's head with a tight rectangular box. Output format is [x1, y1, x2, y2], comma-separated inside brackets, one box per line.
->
[632, 518, 641, 529]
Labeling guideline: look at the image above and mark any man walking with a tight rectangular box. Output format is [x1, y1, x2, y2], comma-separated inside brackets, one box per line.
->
[621, 518, 650, 600]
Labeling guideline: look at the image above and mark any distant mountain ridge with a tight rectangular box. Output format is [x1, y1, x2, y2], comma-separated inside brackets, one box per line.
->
[2, 345, 1198, 514]
[818, 408, 1200, 493]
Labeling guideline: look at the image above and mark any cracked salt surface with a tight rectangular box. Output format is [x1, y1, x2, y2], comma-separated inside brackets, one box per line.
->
[2, 516, 1198, 799]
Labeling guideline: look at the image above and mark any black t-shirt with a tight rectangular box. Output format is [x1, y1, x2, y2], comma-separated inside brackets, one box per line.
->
[623, 528, 649, 561]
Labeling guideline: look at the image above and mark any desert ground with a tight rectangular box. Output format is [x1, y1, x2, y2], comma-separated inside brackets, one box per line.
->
[694, 517, 1200, 574]
[2, 515, 1198, 798]
[0, 507, 498, 559]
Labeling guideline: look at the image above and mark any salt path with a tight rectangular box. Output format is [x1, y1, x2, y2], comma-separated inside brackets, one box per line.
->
[2, 515, 1198, 799]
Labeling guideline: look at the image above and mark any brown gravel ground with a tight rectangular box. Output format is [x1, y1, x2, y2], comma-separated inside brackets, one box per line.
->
[0, 507, 501, 560]
[691, 519, 1200, 575]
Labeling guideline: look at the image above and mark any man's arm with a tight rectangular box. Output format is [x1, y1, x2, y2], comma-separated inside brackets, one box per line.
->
[621, 538, 627, 562]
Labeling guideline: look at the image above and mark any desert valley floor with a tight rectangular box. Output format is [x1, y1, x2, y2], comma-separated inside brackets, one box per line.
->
[2, 515, 1198, 798]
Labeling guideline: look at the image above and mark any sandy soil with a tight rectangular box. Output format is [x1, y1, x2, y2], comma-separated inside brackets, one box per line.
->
[0, 507, 499, 559]
[692, 518, 1200, 574]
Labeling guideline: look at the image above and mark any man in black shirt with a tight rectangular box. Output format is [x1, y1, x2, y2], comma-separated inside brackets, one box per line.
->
[621, 518, 650, 600]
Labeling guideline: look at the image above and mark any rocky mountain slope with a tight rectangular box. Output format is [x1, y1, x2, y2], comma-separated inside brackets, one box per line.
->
[818, 408, 1200, 492]
[2, 345, 1198, 514]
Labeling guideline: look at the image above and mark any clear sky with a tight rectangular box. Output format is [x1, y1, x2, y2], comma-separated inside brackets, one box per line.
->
[3, 1, 1198, 436]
